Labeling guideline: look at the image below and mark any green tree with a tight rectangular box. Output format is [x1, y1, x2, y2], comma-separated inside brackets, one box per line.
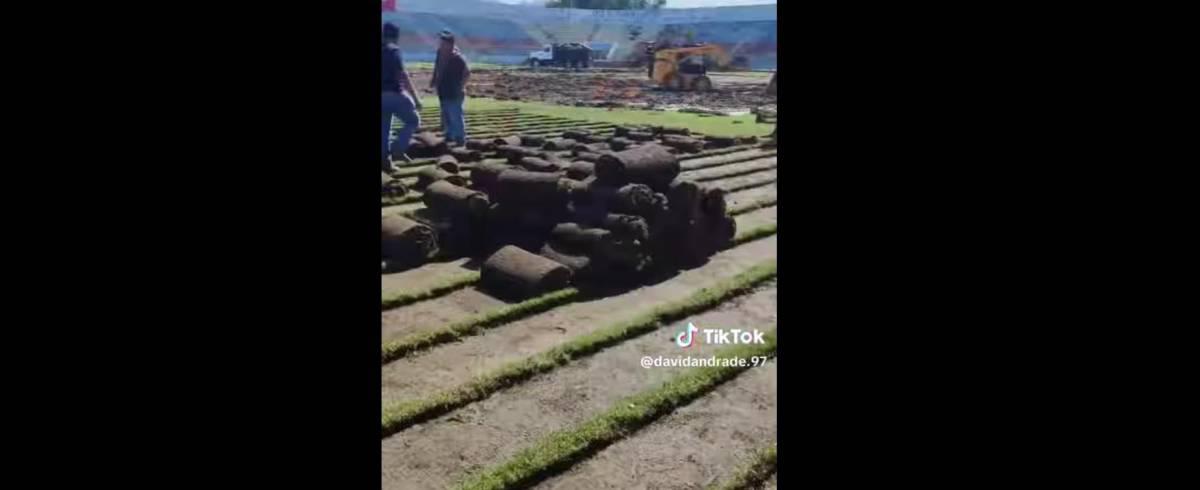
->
[545, 0, 666, 9]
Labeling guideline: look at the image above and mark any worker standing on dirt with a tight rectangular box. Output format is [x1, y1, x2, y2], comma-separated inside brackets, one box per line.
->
[382, 23, 423, 171]
[646, 43, 656, 79]
[430, 30, 471, 146]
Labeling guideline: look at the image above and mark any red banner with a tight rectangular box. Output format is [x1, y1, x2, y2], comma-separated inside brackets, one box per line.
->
[381, 0, 396, 12]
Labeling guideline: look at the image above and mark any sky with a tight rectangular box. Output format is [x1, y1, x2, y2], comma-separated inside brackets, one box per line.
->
[490, 0, 776, 7]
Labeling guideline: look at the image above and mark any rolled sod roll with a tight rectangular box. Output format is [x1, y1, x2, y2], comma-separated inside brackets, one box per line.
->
[561, 176, 596, 204]
[562, 129, 592, 141]
[609, 137, 633, 152]
[487, 203, 561, 231]
[519, 157, 562, 173]
[470, 160, 511, 193]
[660, 126, 691, 136]
[552, 223, 648, 271]
[626, 131, 656, 142]
[465, 139, 495, 152]
[551, 223, 618, 254]
[519, 134, 546, 147]
[449, 147, 481, 163]
[408, 208, 483, 257]
[381, 215, 438, 264]
[647, 192, 671, 222]
[415, 167, 466, 190]
[481, 245, 573, 297]
[712, 214, 737, 245]
[411, 132, 449, 157]
[382, 172, 408, 198]
[703, 135, 737, 148]
[587, 142, 610, 153]
[566, 161, 595, 180]
[500, 146, 543, 165]
[493, 169, 567, 206]
[701, 186, 728, 217]
[660, 134, 704, 153]
[595, 144, 680, 190]
[613, 125, 636, 137]
[567, 199, 607, 223]
[542, 138, 578, 151]
[668, 179, 703, 220]
[573, 181, 655, 214]
[567, 200, 649, 241]
[572, 151, 605, 163]
[597, 213, 650, 242]
[539, 242, 594, 275]
[436, 154, 461, 173]
[493, 135, 521, 147]
[422, 180, 490, 219]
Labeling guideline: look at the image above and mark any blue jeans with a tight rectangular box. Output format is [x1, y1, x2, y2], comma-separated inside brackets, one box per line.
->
[382, 91, 419, 159]
[439, 96, 467, 145]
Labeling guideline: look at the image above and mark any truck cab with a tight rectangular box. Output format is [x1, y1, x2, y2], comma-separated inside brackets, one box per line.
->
[527, 45, 554, 67]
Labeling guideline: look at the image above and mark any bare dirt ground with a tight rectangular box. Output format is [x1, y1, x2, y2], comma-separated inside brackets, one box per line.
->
[410, 67, 776, 115]
[381, 287, 778, 490]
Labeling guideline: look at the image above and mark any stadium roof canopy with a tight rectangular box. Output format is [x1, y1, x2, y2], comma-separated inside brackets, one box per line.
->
[383, 0, 775, 24]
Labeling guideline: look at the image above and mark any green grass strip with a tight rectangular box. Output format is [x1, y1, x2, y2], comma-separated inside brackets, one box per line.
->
[381, 260, 777, 438]
[695, 164, 779, 183]
[731, 223, 778, 246]
[381, 287, 583, 364]
[722, 178, 777, 194]
[728, 198, 778, 216]
[458, 330, 778, 490]
[708, 444, 778, 490]
[382, 273, 482, 311]
[378, 225, 777, 361]
[682, 151, 777, 172]
[680, 145, 764, 161]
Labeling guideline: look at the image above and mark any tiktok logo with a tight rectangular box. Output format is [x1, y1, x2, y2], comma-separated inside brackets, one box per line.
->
[675, 323, 700, 348]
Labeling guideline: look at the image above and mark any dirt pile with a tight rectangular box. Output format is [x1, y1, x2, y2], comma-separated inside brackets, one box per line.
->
[409, 68, 776, 115]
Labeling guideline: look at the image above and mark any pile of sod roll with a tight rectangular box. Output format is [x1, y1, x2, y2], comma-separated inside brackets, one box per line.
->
[381, 125, 746, 298]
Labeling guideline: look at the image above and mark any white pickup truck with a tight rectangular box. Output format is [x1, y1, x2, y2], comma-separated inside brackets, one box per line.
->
[526, 45, 555, 67]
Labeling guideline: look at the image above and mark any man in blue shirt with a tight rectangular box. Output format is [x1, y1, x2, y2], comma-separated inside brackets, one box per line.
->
[430, 30, 470, 146]
[382, 23, 423, 171]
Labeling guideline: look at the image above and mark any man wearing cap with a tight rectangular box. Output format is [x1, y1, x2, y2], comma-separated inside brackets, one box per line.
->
[382, 22, 423, 171]
[430, 30, 471, 146]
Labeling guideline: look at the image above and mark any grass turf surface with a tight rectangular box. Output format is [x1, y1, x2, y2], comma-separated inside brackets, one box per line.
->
[414, 97, 773, 138]
[381, 287, 583, 364]
[379, 224, 778, 354]
[457, 330, 778, 490]
[380, 260, 777, 438]
[708, 444, 778, 490]
[382, 273, 482, 311]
